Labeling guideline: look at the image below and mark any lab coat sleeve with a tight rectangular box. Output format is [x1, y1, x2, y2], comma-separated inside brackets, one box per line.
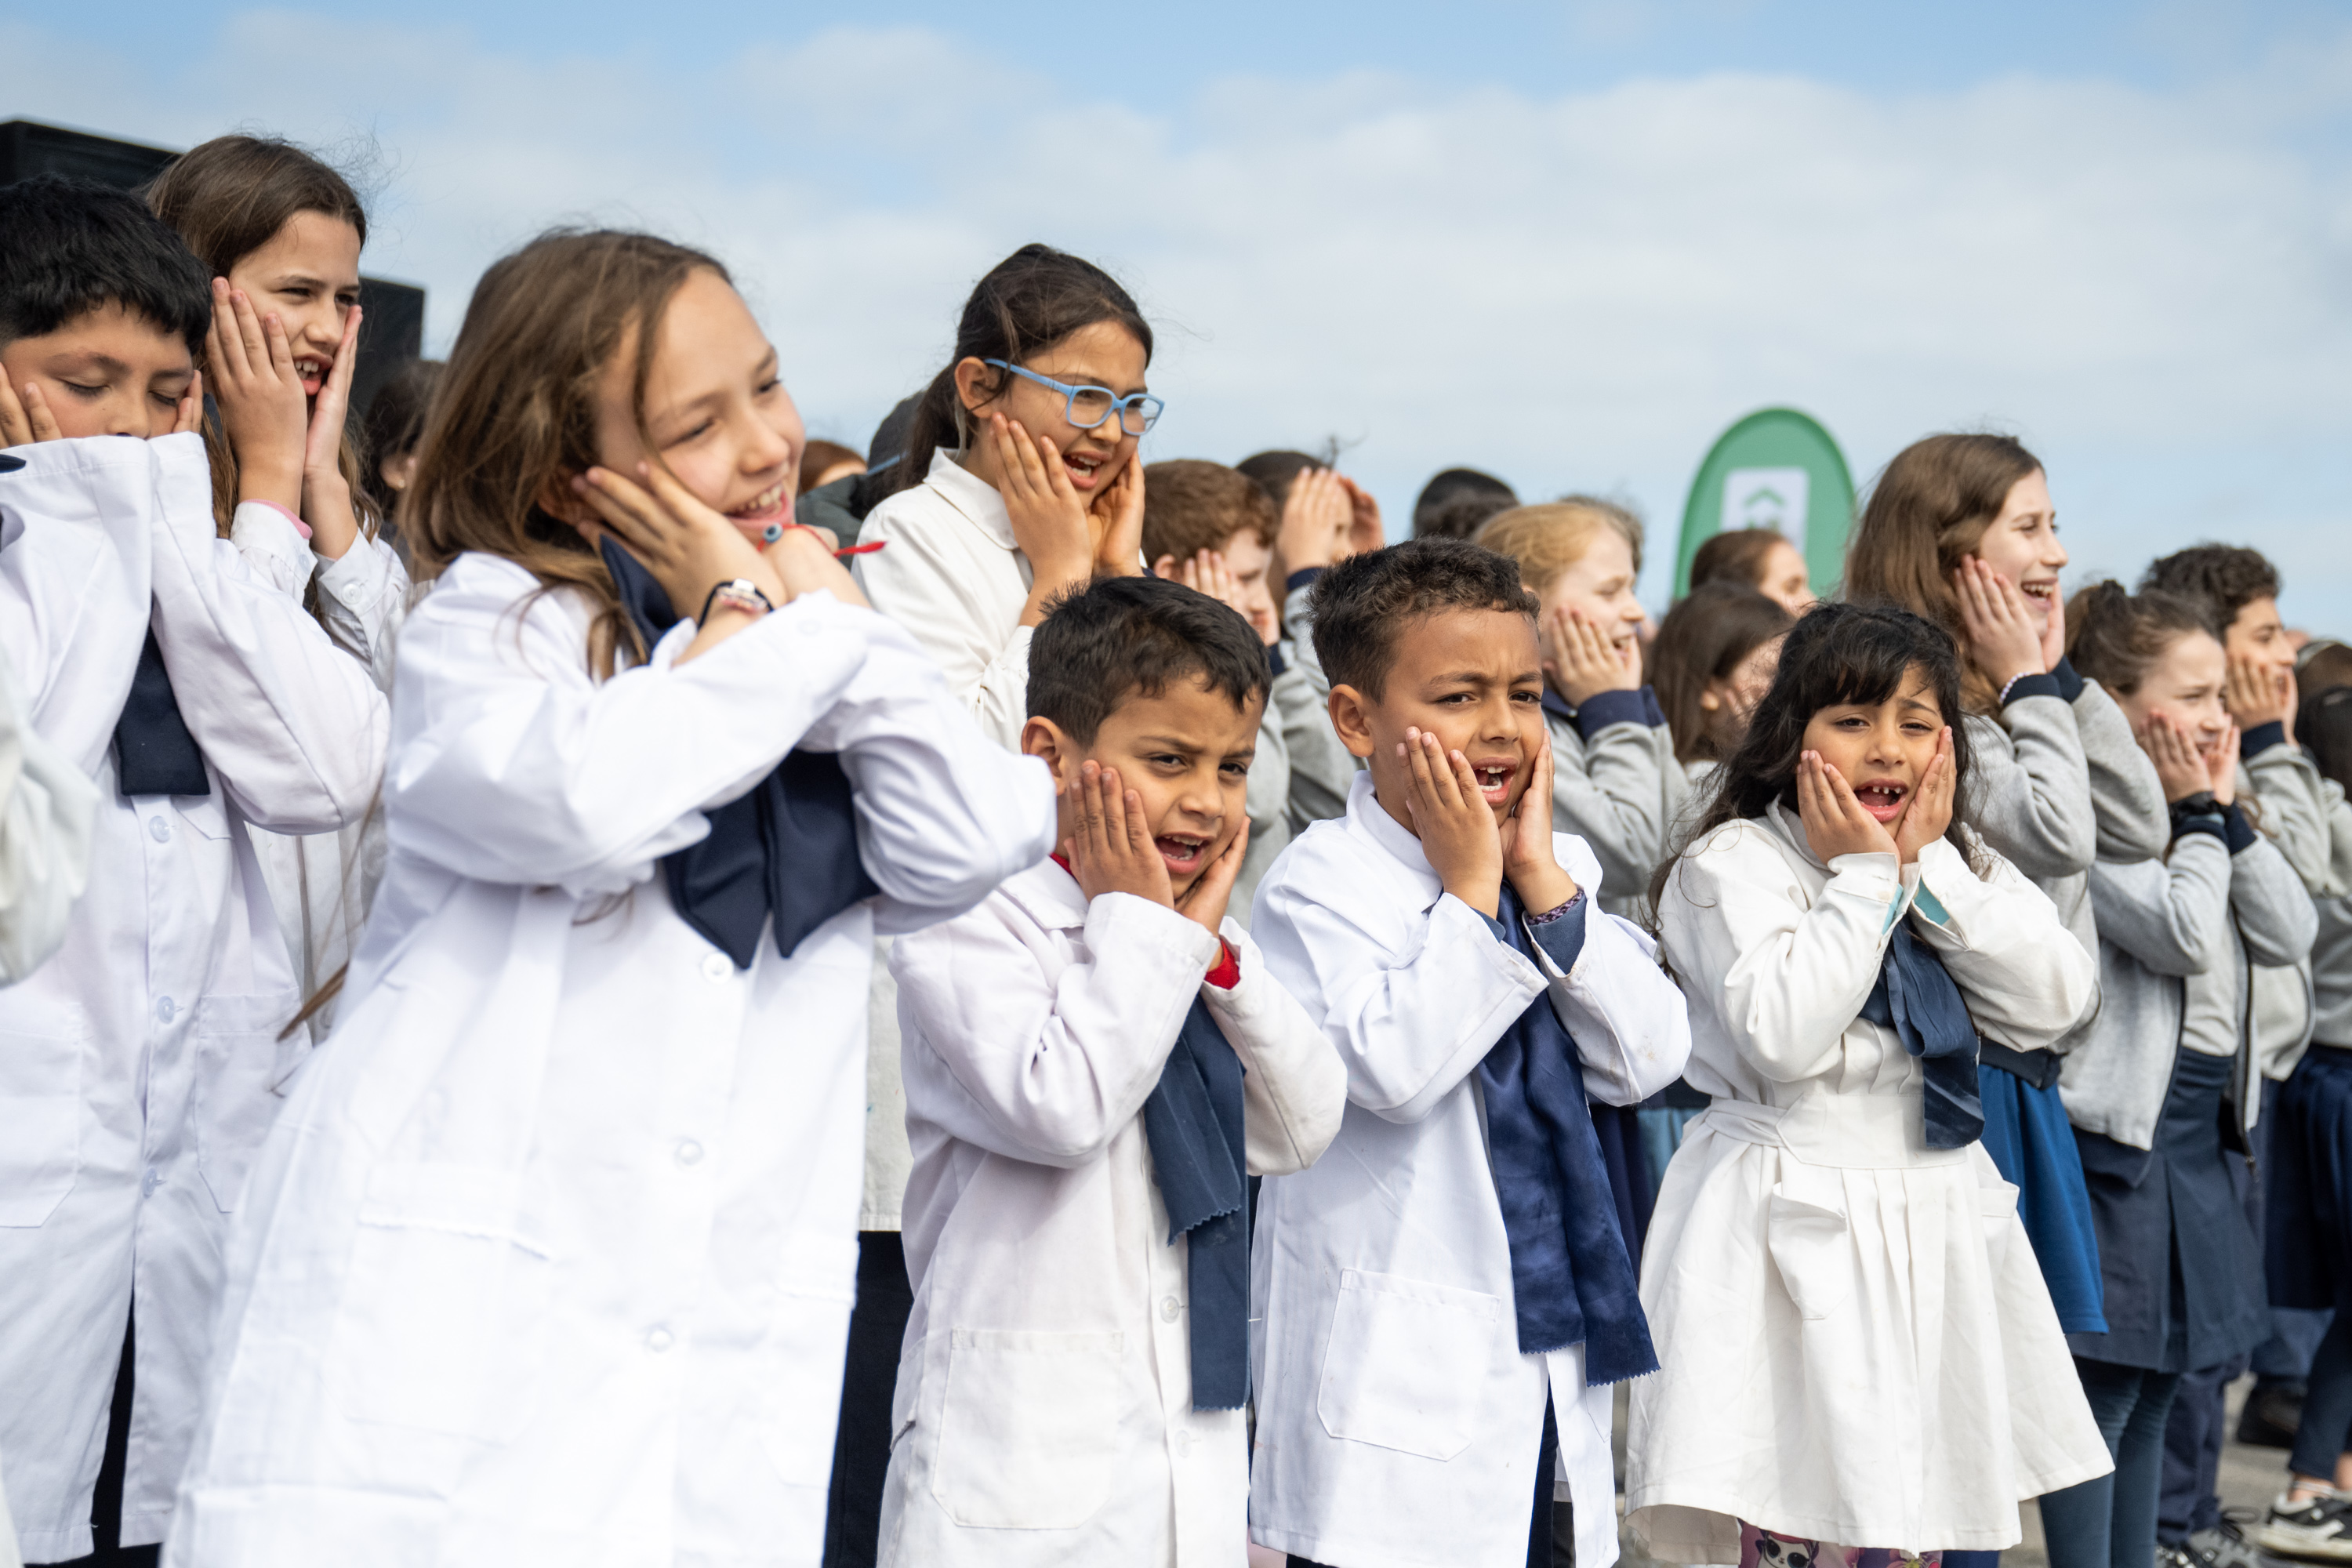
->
[1204, 920, 1348, 1176]
[2077, 680, 2172, 863]
[0, 641, 96, 983]
[2230, 832, 2318, 968]
[1523, 909, 1692, 1106]
[1547, 706, 1686, 902]
[892, 891, 1221, 1167]
[1968, 701, 2096, 880]
[2085, 837, 2232, 978]
[385, 572, 873, 893]
[1907, 836, 2098, 1050]
[227, 500, 318, 601]
[146, 440, 387, 833]
[854, 502, 1032, 752]
[1253, 864, 1548, 1123]
[793, 609, 1057, 933]
[1660, 824, 1901, 1084]
[312, 532, 410, 691]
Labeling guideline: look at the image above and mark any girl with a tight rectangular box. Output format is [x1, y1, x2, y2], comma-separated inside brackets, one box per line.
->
[1846, 433, 2171, 1344]
[855, 243, 1153, 751]
[165, 229, 1054, 1566]
[358, 356, 445, 537]
[1689, 525, 1815, 615]
[147, 135, 413, 1030]
[2046, 585, 2315, 1568]
[1628, 601, 2111, 1566]
[1649, 581, 1795, 783]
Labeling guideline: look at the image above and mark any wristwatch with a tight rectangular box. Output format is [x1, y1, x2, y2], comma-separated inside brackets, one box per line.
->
[699, 578, 775, 622]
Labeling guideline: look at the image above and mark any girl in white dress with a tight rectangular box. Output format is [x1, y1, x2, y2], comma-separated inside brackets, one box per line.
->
[1628, 601, 2112, 1566]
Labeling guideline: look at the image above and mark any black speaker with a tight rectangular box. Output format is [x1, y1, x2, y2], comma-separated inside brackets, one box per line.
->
[0, 119, 426, 416]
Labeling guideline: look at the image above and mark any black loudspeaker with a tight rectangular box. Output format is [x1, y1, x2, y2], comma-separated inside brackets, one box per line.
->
[0, 119, 426, 416]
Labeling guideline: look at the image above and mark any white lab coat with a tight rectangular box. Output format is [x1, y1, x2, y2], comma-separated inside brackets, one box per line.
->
[879, 861, 1346, 1566]
[0, 635, 96, 984]
[855, 450, 1033, 752]
[1628, 805, 2111, 1561]
[1247, 773, 1692, 1568]
[166, 550, 1056, 1567]
[0, 434, 387, 1562]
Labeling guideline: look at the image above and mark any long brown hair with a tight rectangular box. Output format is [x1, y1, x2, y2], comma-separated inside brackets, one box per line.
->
[145, 134, 374, 539]
[403, 228, 725, 678]
[1844, 433, 2042, 712]
[1648, 582, 1795, 764]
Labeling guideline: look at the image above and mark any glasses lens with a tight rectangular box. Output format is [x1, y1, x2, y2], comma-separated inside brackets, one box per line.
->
[1066, 387, 1116, 428]
[1120, 397, 1164, 435]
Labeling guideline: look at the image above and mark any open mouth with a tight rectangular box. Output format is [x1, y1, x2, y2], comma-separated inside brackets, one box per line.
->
[1853, 780, 1909, 824]
[1062, 448, 1109, 491]
[2019, 580, 2057, 615]
[1156, 833, 1208, 875]
[726, 478, 793, 530]
[1471, 759, 1519, 809]
[295, 356, 330, 394]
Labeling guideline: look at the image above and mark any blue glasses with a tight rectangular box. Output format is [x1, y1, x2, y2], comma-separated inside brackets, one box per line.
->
[984, 359, 1164, 435]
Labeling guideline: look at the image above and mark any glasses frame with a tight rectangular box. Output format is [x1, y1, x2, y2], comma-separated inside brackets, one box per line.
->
[982, 358, 1163, 435]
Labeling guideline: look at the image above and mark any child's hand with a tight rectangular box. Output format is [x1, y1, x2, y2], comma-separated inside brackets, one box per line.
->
[1952, 556, 2046, 691]
[207, 280, 309, 513]
[2202, 720, 2239, 808]
[1795, 750, 1900, 862]
[1498, 734, 1577, 914]
[1274, 466, 1352, 576]
[0, 377, 62, 446]
[1337, 474, 1385, 557]
[2136, 711, 2213, 803]
[570, 459, 783, 630]
[2038, 568, 2069, 675]
[1399, 727, 1504, 918]
[170, 370, 205, 438]
[1064, 761, 1174, 910]
[993, 414, 1094, 588]
[298, 305, 364, 560]
[2224, 653, 2293, 733]
[1892, 726, 1956, 866]
[1174, 820, 1248, 938]
[1176, 549, 1246, 615]
[1089, 452, 1145, 577]
[763, 524, 871, 608]
[1544, 605, 1642, 706]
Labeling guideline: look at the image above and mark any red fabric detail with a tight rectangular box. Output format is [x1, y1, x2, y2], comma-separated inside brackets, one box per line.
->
[1205, 939, 1240, 990]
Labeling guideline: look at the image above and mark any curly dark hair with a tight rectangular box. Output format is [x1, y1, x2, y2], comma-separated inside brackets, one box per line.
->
[1308, 538, 1538, 700]
[2139, 545, 2280, 637]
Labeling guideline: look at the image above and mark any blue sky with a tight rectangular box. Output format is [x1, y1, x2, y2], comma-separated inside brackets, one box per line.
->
[10, 2, 2350, 622]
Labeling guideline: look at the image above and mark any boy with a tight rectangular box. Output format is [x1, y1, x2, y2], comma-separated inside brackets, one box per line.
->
[1143, 458, 1356, 919]
[1248, 539, 1690, 1568]
[878, 575, 1347, 1566]
[0, 176, 387, 1564]
[2141, 545, 2352, 1564]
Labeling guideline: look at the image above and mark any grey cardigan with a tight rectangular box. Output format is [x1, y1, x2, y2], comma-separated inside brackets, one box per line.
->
[1230, 576, 1364, 924]
[2236, 728, 2352, 1077]
[1542, 687, 1689, 921]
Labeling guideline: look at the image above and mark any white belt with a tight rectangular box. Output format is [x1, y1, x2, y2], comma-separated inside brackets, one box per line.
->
[1693, 1091, 1967, 1171]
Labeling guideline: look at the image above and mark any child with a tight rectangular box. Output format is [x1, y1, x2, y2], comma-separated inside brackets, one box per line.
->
[879, 575, 1345, 1565]
[1249, 539, 1692, 1568]
[358, 357, 444, 532]
[1477, 499, 1686, 922]
[1846, 433, 2170, 1343]
[855, 243, 1154, 750]
[2045, 584, 2315, 1568]
[1142, 457, 1355, 917]
[1647, 581, 1795, 782]
[1411, 466, 1519, 542]
[1688, 526, 1815, 615]
[0, 176, 389, 1565]
[0, 637, 96, 983]
[165, 230, 1054, 1566]
[1628, 601, 2111, 1566]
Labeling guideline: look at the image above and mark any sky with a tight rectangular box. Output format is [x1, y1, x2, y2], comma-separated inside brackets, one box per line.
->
[7, 1, 2349, 622]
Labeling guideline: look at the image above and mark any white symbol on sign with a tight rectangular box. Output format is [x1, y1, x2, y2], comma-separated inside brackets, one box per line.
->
[1720, 466, 1809, 554]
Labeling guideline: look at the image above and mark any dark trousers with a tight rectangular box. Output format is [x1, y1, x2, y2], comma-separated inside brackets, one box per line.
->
[1290, 1396, 1570, 1568]
[820, 1232, 916, 1568]
[2038, 1358, 2183, 1568]
[2157, 1362, 2238, 1542]
[2290, 1305, 2352, 1481]
[31, 1310, 159, 1568]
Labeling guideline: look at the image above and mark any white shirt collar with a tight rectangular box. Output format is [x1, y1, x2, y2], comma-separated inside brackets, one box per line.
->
[996, 853, 1089, 932]
[1344, 772, 1444, 909]
[920, 448, 1018, 553]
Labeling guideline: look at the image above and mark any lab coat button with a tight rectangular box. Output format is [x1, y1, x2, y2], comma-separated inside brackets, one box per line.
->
[149, 816, 171, 843]
[700, 953, 733, 982]
[646, 1327, 674, 1352]
[676, 1140, 704, 1167]
[1160, 1295, 1181, 1323]
[156, 996, 176, 1023]
[1173, 1428, 1192, 1457]
[141, 1168, 161, 1198]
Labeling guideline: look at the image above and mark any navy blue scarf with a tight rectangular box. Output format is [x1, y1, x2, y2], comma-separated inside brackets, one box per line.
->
[1144, 996, 1250, 1410]
[1857, 913, 1983, 1149]
[601, 538, 879, 965]
[1477, 882, 1659, 1384]
[113, 630, 211, 797]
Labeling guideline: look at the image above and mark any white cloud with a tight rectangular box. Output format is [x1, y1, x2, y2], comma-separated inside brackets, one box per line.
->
[7, 13, 2350, 619]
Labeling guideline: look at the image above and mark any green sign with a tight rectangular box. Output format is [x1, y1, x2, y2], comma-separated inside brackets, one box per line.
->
[1674, 408, 1856, 597]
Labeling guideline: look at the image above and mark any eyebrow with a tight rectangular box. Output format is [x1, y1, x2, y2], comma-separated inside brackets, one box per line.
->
[1043, 365, 1148, 396]
[1896, 696, 1941, 714]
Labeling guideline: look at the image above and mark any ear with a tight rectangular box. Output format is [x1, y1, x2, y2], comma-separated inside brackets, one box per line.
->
[1020, 716, 1075, 790]
[1699, 685, 1722, 713]
[536, 471, 595, 530]
[953, 357, 1005, 418]
[1149, 553, 1179, 579]
[1327, 684, 1378, 761]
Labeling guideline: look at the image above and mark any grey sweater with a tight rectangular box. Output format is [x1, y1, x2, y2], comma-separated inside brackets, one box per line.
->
[1541, 687, 1689, 921]
[1231, 577, 1363, 925]
[2234, 727, 2350, 1076]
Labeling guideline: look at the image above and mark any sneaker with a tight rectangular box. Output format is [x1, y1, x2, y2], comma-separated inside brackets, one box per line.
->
[2178, 1512, 2296, 1568]
[2256, 1494, 2352, 1563]
[2237, 1383, 2307, 1449]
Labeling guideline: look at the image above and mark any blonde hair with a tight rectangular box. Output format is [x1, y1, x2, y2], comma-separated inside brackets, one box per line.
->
[1475, 496, 1643, 593]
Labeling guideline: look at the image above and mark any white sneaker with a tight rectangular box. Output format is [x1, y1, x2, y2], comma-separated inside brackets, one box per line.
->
[2255, 1493, 2352, 1563]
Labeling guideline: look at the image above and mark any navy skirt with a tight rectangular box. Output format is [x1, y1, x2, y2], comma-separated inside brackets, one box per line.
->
[1979, 1062, 2107, 1334]
[2068, 1047, 2269, 1372]
[2265, 1044, 2352, 1312]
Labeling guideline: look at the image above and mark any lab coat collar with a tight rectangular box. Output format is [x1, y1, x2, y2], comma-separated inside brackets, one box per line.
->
[1344, 773, 1443, 910]
[1762, 797, 1825, 871]
[921, 448, 1018, 553]
[996, 853, 1090, 932]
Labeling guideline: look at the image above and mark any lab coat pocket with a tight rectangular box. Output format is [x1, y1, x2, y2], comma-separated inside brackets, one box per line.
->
[1766, 1179, 1853, 1322]
[171, 790, 230, 840]
[931, 1328, 1123, 1528]
[191, 993, 301, 1213]
[332, 1162, 541, 1438]
[0, 1019, 85, 1226]
[1977, 1178, 2021, 1271]
[1316, 1269, 1500, 1461]
[758, 1232, 861, 1490]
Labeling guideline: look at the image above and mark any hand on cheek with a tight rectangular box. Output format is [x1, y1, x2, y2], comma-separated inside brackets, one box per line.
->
[1795, 749, 1900, 863]
[1064, 760, 1175, 910]
[0, 376, 62, 446]
[1174, 821, 1248, 938]
[1399, 727, 1504, 918]
[1891, 727, 1955, 866]
[1499, 735, 1577, 913]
